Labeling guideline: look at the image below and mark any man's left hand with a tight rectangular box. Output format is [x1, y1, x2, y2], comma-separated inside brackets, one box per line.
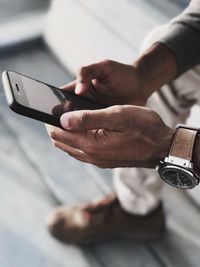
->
[46, 105, 175, 169]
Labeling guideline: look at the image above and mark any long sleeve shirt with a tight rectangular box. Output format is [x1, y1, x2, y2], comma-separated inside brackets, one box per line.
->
[159, 0, 200, 75]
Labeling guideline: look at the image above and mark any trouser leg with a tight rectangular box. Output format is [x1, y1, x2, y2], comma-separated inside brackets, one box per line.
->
[114, 24, 200, 215]
[114, 92, 190, 215]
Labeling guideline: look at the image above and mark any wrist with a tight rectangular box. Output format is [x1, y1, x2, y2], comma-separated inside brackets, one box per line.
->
[134, 43, 177, 99]
[154, 127, 175, 166]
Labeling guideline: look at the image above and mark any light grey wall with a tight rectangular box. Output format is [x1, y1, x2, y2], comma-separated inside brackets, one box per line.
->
[0, 0, 50, 23]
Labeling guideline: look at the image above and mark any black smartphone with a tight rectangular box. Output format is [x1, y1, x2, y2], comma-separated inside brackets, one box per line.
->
[2, 71, 104, 128]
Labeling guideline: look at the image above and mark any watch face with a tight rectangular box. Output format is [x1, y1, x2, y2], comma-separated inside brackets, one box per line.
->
[159, 165, 197, 189]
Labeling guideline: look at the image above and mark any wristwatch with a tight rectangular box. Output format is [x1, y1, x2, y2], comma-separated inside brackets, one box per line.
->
[158, 125, 200, 189]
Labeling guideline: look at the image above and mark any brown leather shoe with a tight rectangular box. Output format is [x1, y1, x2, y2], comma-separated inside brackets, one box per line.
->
[47, 193, 165, 245]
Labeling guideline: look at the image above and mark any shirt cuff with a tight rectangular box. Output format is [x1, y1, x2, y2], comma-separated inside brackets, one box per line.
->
[159, 23, 200, 76]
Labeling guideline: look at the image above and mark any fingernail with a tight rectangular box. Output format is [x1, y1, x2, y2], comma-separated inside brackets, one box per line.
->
[60, 113, 71, 129]
[75, 83, 83, 94]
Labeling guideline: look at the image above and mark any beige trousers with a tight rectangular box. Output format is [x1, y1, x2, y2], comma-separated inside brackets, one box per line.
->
[114, 24, 200, 215]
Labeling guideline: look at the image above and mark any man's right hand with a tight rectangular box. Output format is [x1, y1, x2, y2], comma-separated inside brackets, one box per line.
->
[62, 60, 146, 106]
[62, 44, 177, 107]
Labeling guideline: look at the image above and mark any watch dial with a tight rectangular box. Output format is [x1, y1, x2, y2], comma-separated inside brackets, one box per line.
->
[161, 169, 193, 188]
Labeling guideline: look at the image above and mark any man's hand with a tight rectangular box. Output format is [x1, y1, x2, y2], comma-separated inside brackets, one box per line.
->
[46, 106, 175, 169]
[45, 43, 177, 168]
[62, 43, 177, 108]
[62, 60, 146, 106]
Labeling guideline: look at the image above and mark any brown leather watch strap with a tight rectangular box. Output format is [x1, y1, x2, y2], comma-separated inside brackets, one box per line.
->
[169, 128, 197, 161]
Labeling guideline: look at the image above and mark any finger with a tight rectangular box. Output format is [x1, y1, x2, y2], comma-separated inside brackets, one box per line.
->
[50, 128, 86, 150]
[92, 79, 109, 94]
[61, 81, 76, 93]
[52, 101, 74, 117]
[45, 124, 60, 138]
[77, 61, 111, 82]
[45, 123, 52, 134]
[91, 79, 116, 101]
[75, 82, 88, 95]
[60, 79, 97, 102]
[75, 80, 109, 104]
[75, 60, 112, 94]
[53, 140, 89, 161]
[52, 140, 123, 168]
[60, 106, 123, 131]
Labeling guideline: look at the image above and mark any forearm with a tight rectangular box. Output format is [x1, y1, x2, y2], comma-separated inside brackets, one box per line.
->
[159, 0, 200, 75]
[133, 0, 200, 99]
[134, 43, 200, 171]
[133, 43, 178, 99]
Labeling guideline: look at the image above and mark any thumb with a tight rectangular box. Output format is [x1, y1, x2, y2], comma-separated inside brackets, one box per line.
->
[75, 61, 111, 94]
[60, 106, 121, 131]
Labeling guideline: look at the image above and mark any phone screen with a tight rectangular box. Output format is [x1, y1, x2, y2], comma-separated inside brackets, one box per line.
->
[19, 75, 102, 118]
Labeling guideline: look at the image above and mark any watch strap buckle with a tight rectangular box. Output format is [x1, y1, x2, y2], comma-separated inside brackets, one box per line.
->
[165, 156, 193, 168]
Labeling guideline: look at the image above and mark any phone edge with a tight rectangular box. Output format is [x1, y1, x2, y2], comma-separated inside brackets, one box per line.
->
[2, 71, 14, 107]
[2, 70, 62, 128]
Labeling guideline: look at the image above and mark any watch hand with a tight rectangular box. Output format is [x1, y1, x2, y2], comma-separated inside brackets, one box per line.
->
[177, 172, 183, 186]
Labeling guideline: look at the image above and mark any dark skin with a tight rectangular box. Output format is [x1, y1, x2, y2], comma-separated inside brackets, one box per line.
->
[61, 44, 177, 106]
[48, 105, 174, 168]
[46, 43, 200, 170]
[72, 60, 145, 106]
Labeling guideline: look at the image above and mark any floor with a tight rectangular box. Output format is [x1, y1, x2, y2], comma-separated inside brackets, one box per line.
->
[0, 1, 200, 267]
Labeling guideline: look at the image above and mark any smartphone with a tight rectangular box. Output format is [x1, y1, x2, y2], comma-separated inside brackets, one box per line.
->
[2, 71, 104, 128]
